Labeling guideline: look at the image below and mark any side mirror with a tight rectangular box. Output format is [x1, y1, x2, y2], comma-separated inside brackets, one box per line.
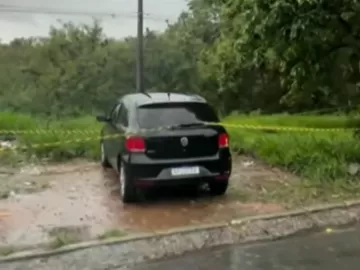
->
[96, 115, 110, 122]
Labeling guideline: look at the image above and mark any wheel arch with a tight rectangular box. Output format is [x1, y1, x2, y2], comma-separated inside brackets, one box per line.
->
[117, 153, 129, 172]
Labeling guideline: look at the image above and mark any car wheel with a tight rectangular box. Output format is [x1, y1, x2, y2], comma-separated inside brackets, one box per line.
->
[208, 180, 229, 196]
[100, 141, 111, 168]
[119, 161, 137, 203]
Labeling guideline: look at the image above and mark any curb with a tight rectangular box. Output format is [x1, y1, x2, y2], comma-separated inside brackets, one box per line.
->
[1, 199, 360, 268]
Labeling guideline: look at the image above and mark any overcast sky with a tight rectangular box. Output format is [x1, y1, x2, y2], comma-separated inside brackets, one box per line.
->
[0, 0, 188, 42]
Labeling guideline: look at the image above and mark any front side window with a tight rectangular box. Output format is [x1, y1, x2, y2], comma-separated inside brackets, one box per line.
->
[111, 104, 121, 122]
[117, 105, 129, 127]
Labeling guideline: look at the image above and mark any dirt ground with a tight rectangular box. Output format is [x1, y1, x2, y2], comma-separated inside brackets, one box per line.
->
[0, 156, 297, 248]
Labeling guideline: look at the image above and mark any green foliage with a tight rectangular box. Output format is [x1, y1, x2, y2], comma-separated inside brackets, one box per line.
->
[0, 112, 101, 162]
[0, 21, 137, 117]
[1, 0, 360, 115]
[1, 0, 360, 185]
[225, 114, 360, 183]
[216, 0, 360, 112]
[0, 111, 358, 184]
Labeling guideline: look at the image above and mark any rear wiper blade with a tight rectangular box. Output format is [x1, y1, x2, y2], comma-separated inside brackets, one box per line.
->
[176, 122, 205, 128]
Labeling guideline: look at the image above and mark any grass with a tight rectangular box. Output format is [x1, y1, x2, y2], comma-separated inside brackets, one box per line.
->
[48, 235, 77, 249]
[224, 114, 360, 184]
[46, 227, 127, 249]
[230, 178, 360, 209]
[1, 111, 360, 186]
[47, 226, 89, 249]
[0, 246, 15, 257]
[0, 112, 102, 163]
[224, 112, 360, 128]
[98, 229, 127, 240]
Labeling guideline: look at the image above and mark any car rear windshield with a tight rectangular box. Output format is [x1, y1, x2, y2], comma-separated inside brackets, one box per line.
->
[137, 102, 219, 129]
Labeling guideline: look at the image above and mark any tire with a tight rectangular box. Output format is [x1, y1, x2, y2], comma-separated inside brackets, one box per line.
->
[208, 180, 229, 196]
[100, 141, 111, 168]
[119, 161, 137, 203]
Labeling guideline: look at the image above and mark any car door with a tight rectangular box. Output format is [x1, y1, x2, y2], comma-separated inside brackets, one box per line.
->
[113, 104, 130, 164]
[103, 103, 121, 168]
[108, 102, 129, 169]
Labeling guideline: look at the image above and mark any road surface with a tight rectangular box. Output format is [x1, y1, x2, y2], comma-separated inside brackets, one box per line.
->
[129, 227, 360, 270]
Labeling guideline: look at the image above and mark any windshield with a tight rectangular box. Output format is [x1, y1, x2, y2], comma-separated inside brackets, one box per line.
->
[137, 102, 219, 129]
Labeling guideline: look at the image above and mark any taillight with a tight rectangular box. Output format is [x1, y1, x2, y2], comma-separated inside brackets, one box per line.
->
[125, 136, 145, 152]
[218, 133, 229, 148]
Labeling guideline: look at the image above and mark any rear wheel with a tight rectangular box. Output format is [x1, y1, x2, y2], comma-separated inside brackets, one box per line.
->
[208, 180, 229, 196]
[100, 141, 111, 168]
[119, 161, 138, 203]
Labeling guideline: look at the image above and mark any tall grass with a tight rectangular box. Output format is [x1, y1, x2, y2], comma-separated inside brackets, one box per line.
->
[0, 112, 101, 161]
[1, 111, 359, 183]
[224, 113, 359, 128]
[224, 114, 360, 183]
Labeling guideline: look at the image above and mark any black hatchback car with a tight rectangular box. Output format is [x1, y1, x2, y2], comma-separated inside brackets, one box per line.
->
[97, 92, 232, 203]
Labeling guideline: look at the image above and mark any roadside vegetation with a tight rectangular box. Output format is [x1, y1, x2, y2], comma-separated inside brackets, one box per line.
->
[1, 0, 360, 202]
[1, 111, 360, 185]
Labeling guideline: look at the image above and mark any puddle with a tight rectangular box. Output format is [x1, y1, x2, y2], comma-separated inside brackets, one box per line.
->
[0, 157, 291, 246]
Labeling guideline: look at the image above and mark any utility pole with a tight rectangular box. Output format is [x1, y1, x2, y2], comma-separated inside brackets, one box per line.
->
[136, 0, 144, 93]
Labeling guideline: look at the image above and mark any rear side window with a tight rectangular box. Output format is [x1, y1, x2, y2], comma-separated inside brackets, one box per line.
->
[137, 102, 219, 129]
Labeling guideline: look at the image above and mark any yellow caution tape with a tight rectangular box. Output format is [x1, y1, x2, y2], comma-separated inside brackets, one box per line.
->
[0, 122, 356, 152]
[0, 129, 99, 135]
[325, 228, 333, 233]
[204, 122, 354, 132]
[0, 133, 123, 152]
[0, 125, 176, 152]
[0, 122, 355, 135]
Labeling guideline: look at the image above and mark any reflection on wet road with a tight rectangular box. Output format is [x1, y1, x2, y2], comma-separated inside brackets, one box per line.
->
[130, 227, 360, 270]
[0, 157, 287, 246]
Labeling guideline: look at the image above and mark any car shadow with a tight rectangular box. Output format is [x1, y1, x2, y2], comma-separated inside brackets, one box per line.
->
[101, 168, 216, 206]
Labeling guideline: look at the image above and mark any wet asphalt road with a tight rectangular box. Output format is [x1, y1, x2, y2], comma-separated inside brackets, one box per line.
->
[129, 227, 360, 270]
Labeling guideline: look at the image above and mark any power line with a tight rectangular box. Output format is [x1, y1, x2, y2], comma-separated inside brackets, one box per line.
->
[0, 7, 169, 22]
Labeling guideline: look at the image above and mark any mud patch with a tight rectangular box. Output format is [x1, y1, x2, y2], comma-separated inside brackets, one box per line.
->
[0, 156, 295, 247]
[0, 160, 98, 198]
[0, 173, 51, 199]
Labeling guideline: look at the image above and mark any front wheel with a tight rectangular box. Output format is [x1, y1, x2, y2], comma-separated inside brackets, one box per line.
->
[100, 141, 111, 168]
[208, 180, 229, 196]
[119, 161, 138, 203]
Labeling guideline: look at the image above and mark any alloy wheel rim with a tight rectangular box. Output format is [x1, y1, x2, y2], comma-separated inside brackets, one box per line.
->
[120, 166, 125, 197]
[100, 142, 105, 163]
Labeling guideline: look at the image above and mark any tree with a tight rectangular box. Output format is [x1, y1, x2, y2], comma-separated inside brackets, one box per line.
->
[218, 0, 360, 111]
[1, 0, 360, 117]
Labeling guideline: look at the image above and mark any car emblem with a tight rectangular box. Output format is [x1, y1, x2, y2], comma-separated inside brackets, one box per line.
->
[180, 137, 188, 147]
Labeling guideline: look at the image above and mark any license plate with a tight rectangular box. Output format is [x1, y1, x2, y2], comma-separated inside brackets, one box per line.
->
[171, 166, 200, 176]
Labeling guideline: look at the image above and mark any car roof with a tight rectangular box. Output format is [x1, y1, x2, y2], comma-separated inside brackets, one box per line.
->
[121, 92, 207, 107]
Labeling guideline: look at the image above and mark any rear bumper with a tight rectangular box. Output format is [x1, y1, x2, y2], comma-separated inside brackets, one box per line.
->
[135, 175, 229, 188]
[124, 150, 232, 186]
